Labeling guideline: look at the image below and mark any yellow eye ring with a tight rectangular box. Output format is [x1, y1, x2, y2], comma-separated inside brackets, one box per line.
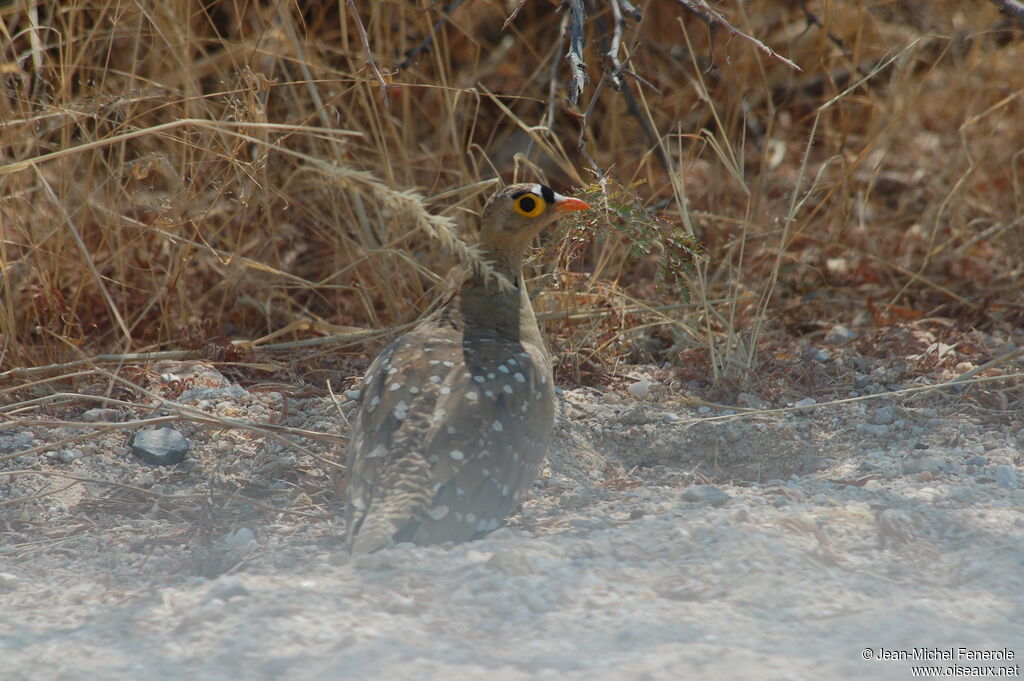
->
[513, 193, 546, 218]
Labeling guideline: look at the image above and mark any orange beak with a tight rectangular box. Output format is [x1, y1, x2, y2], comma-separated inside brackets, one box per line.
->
[554, 196, 591, 213]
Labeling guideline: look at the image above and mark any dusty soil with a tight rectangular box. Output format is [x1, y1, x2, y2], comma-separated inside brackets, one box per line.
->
[2, 326, 1023, 681]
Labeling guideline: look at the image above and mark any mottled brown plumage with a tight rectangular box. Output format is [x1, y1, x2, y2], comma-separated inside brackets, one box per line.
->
[344, 183, 590, 554]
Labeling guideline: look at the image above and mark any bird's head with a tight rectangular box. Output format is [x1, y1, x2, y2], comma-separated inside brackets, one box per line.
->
[478, 183, 590, 250]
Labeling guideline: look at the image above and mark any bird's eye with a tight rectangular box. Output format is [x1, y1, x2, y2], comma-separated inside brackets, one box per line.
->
[513, 193, 546, 218]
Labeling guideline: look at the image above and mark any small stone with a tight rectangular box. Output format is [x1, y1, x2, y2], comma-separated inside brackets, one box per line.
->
[945, 486, 975, 503]
[204, 575, 250, 602]
[486, 549, 534, 575]
[618, 405, 648, 425]
[737, 393, 765, 410]
[697, 406, 712, 416]
[965, 455, 988, 468]
[344, 389, 361, 401]
[993, 465, 1020, 489]
[793, 397, 817, 410]
[628, 380, 654, 398]
[81, 408, 121, 423]
[810, 348, 831, 363]
[130, 428, 190, 466]
[559, 490, 589, 509]
[903, 457, 944, 476]
[870, 406, 896, 426]
[662, 413, 679, 424]
[823, 324, 856, 344]
[856, 423, 890, 437]
[681, 485, 731, 507]
[58, 448, 84, 464]
[221, 527, 256, 552]
[0, 573, 19, 590]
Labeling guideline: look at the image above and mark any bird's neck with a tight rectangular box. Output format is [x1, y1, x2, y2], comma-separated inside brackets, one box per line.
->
[454, 243, 543, 346]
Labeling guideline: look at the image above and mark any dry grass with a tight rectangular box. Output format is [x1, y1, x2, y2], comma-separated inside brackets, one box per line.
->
[1, 0, 1022, 395]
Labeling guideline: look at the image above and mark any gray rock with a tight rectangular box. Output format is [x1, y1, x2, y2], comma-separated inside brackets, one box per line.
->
[58, 448, 84, 464]
[793, 397, 817, 410]
[857, 423, 891, 437]
[0, 572, 19, 590]
[993, 465, 1020, 489]
[81, 408, 121, 423]
[902, 457, 945, 475]
[130, 428, 190, 466]
[737, 392, 765, 410]
[204, 575, 250, 602]
[617, 405, 648, 425]
[486, 549, 534, 576]
[559, 490, 589, 509]
[179, 385, 248, 402]
[870, 406, 897, 426]
[221, 527, 256, 552]
[945, 486, 975, 503]
[810, 348, 831, 363]
[628, 380, 654, 398]
[681, 485, 731, 507]
[824, 324, 857, 344]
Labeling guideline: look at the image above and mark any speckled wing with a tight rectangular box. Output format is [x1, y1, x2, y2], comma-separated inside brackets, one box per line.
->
[344, 320, 555, 554]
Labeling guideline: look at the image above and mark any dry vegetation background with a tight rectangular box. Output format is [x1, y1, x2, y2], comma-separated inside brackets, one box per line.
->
[1, 0, 1022, 398]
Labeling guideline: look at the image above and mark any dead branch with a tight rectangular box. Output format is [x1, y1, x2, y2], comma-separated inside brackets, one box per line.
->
[674, 0, 802, 72]
[345, 0, 391, 108]
[562, 0, 590, 105]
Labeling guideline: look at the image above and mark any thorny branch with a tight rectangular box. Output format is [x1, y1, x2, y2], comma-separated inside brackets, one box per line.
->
[562, 0, 590, 105]
[503, 0, 531, 30]
[673, 0, 802, 72]
[345, 0, 390, 108]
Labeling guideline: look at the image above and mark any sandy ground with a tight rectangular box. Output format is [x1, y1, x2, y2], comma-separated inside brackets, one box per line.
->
[2, 339, 1023, 680]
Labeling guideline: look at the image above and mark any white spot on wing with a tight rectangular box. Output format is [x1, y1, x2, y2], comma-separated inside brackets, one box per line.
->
[428, 505, 449, 520]
[492, 421, 503, 432]
[514, 373, 526, 383]
[449, 450, 464, 461]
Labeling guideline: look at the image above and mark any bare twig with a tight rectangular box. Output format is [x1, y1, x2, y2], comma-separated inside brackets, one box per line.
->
[562, 0, 590, 105]
[345, 0, 391, 109]
[619, 0, 642, 22]
[502, 0, 530, 30]
[605, 0, 627, 90]
[674, 0, 802, 72]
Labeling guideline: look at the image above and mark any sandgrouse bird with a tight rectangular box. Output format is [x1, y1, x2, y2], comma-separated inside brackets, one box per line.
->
[344, 183, 590, 554]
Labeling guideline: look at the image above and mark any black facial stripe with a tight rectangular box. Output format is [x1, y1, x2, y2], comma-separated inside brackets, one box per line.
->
[539, 185, 555, 204]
